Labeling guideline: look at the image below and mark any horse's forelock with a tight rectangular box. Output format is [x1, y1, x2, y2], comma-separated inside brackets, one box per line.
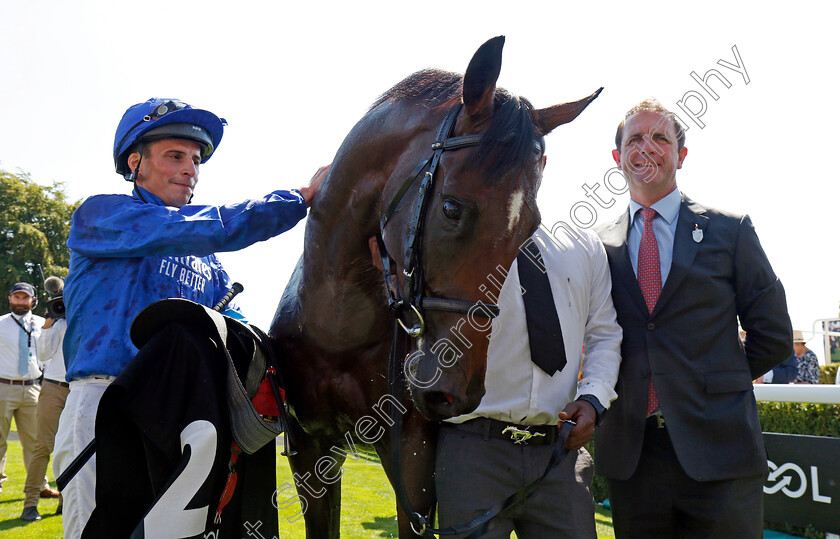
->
[473, 92, 541, 182]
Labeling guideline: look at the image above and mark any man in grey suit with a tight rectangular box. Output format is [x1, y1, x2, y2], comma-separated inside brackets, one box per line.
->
[596, 98, 792, 538]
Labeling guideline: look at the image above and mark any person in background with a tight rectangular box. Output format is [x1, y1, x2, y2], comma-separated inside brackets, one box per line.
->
[0, 283, 57, 508]
[749, 327, 797, 385]
[758, 353, 798, 384]
[792, 330, 820, 384]
[20, 314, 67, 522]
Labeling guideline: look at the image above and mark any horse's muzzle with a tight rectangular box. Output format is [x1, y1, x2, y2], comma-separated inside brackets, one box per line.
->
[405, 350, 485, 421]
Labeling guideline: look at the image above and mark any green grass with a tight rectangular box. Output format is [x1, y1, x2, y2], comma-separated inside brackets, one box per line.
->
[0, 439, 62, 538]
[0, 438, 615, 538]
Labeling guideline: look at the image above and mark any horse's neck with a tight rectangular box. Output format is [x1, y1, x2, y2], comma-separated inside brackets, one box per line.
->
[290, 100, 434, 351]
[294, 180, 390, 351]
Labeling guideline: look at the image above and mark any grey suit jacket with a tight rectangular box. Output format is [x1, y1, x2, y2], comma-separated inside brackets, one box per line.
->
[595, 193, 792, 482]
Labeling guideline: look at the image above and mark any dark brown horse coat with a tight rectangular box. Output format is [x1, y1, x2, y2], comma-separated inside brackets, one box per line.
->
[270, 36, 601, 538]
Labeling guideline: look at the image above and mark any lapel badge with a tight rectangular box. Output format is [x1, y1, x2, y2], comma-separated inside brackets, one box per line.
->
[692, 223, 703, 243]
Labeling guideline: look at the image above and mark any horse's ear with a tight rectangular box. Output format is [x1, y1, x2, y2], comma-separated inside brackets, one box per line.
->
[534, 87, 604, 135]
[368, 236, 384, 271]
[462, 36, 505, 123]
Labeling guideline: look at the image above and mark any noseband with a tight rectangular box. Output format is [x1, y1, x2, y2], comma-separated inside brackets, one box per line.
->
[376, 104, 501, 338]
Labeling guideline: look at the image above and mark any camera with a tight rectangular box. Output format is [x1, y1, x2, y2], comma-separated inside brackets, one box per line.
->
[44, 276, 66, 319]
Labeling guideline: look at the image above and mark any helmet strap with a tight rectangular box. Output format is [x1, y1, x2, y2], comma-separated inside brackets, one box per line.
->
[125, 143, 144, 182]
[129, 148, 150, 203]
[127, 154, 142, 181]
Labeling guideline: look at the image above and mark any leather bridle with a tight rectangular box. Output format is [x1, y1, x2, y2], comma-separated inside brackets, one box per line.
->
[377, 105, 573, 537]
[375, 104, 501, 338]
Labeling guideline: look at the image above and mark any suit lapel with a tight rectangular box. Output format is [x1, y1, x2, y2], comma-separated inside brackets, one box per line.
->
[652, 194, 709, 316]
[601, 211, 648, 315]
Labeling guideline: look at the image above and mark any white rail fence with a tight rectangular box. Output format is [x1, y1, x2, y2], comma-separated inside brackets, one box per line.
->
[753, 384, 840, 404]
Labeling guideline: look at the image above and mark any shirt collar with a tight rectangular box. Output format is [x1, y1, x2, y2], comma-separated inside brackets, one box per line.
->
[133, 184, 166, 207]
[629, 187, 681, 225]
[11, 312, 31, 324]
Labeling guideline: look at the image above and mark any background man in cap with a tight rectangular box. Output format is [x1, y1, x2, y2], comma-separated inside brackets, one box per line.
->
[53, 97, 326, 538]
[0, 282, 58, 514]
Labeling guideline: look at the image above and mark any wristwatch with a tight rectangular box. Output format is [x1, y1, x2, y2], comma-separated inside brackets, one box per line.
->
[576, 394, 606, 426]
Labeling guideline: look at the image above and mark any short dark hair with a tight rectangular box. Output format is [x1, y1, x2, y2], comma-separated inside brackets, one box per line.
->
[615, 98, 685, 152]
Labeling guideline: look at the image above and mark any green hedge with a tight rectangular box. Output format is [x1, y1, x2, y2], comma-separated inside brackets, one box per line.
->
[820, 364, 838, 384]
[758, 402, 840, 437]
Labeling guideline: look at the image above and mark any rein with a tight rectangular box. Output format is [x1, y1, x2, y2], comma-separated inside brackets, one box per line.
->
[377, 105, 573, 536]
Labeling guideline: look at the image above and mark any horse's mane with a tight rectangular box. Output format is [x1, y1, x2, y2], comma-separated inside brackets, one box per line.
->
[371, 69, 543, 180]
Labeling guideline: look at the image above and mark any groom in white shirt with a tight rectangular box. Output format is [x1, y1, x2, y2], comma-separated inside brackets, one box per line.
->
[435, 221, 622, 538]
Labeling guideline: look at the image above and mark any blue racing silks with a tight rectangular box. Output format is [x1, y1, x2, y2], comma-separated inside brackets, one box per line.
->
[63, 184, 306, 379]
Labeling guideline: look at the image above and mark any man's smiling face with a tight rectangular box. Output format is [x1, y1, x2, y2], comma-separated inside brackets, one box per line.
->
[613, 111, 687, 201]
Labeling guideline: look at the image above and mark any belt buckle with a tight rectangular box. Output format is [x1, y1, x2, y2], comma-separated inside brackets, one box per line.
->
[502, 425, 545, 445]
[649, 412, 666, 429]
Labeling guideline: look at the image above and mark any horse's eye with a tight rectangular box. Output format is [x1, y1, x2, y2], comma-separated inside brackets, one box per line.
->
[442, 200, 462, 222]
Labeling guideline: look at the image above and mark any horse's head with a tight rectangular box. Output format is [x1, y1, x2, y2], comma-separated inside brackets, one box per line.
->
[371, 36, 601, 421]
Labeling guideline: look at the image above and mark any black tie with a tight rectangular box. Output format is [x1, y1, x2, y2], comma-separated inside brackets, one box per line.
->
[517, 247, 567, 375]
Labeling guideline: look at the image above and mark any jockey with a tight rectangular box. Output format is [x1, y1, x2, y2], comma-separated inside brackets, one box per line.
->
[53, 97, 328, 538]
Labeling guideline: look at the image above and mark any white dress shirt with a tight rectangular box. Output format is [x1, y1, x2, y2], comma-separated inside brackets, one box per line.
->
[448, 226, 622, 425]
[37, 318, 67, 382]
[0, 311, 44, 380]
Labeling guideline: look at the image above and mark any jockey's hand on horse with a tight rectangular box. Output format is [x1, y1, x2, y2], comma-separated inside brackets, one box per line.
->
[558, 400, 597, 451]
[300, 164, 331, 206]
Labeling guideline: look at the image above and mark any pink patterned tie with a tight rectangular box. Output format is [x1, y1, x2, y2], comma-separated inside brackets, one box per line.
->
[638, 208, 661, 415]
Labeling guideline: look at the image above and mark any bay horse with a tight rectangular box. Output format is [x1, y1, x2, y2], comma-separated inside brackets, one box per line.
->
[270, 36, 600, 538]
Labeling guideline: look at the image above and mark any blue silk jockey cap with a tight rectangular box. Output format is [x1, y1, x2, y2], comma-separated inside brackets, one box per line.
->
[113, 98, 227, 179]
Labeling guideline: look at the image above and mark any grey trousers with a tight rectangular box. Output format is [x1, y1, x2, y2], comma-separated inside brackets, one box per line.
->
[435, 422, 597, 539]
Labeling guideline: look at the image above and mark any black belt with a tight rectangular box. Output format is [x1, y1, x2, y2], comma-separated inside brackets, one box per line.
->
[0, 377, 36, 386]
[44, 378, 70, 388]
[449, 417, 559, 446]
[646, 412, 667, 429]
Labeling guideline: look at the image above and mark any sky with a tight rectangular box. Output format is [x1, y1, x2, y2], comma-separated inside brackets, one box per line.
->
[2, 1, 838, 362]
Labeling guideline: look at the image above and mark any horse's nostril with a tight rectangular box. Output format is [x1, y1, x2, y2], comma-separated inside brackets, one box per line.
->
[426, 391, 455, 409]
